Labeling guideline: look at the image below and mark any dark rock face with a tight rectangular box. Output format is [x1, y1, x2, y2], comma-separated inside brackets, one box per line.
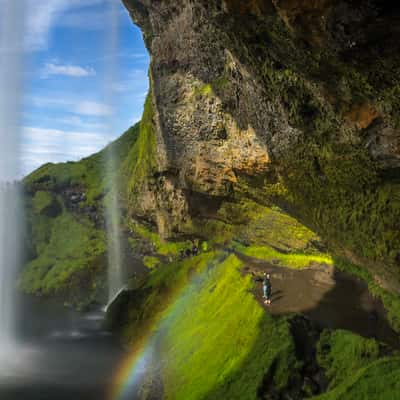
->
[122, 0, 400, 289]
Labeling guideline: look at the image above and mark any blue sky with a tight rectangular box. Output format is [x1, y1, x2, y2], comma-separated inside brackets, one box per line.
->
[21, 0, 149, 176]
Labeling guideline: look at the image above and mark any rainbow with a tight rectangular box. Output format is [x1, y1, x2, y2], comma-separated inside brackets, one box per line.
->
[109, 256, 214, 399]
[110, 335, 157, 400]
[109, 276, 198, 399]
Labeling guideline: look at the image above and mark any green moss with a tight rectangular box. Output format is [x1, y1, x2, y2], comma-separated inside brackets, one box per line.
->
[161, 254, 297, 400]
[194, 83, 213, 97]
[32, 191, 55, 214]
[111, 253, 298, 400]
[20, 212, 106, 300]
[129, 221, 187, 256]
[124, 94, 158, 207]
[188, 218, 236, 246]
[194, 76, 229, 98]
[29, 214, 54, 256]
[225, 201, 321, 251]
[313, 358, 400, 400]
[314, 323, 400, 400]
[234, 243, 333, 269]
[281, 143, 400, 276]
[114, 253, 216, 344]
[24, 124, 140, 206]
[189, 200, 322, 253]
[143, 256, 160, 269]
[317, 330, 381, 389]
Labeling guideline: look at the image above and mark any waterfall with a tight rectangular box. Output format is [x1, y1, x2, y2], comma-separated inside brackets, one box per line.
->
[104, 0, 124, 305]
[0, 0, 25, 343]
[105, 170, 124, 304]
[0, 185, 22, 342]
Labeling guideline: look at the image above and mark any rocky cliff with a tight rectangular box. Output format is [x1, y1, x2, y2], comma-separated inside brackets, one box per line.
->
[18, 3, 400, 398]
[122, 0, 400, 291]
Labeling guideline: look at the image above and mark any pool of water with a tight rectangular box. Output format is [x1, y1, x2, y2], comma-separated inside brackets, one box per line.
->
[0, 295, 125, 400]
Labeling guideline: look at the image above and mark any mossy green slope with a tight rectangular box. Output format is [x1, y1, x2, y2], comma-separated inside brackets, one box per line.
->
[20, 212, 106, 300]
[109, 249, 400, 400]
[160, 254, 296, 400]
[21, 124, 140, 306]
[123, 94, 158, 211]
[108, 252, 299, 399]
[24, 123, 140, 204]
[315, 330, 400, 400]
[236, 244, 333, 269]
[317, 330, 382, 389]
[314, 358, 400, 400]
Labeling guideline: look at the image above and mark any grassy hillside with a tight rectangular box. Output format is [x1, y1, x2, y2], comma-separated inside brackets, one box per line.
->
[21, 124, 140, 307]
[108, 253, 300, 399]
[24, 123, 140, 204]
[160, 254, 296, 400]
[315, 330, 400, 400]
[109, 251, 400, 400]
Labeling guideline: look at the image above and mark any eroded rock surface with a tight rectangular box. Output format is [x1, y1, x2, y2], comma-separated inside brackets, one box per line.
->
[122, 0, 400, 289]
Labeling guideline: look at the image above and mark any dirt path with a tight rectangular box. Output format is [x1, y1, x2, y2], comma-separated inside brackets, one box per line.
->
[237, 252, 400, 348]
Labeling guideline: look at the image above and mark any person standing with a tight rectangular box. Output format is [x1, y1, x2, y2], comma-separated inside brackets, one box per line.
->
[263, 273, 272, 305]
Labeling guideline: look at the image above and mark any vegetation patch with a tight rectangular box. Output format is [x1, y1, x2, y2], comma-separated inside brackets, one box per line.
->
[193, 76, 229, 98]
[123, 94, 158, 209]
[314, 357, 400, 400]
[143, 256, 161, 269]
[189, 199, 324, 254]
[108, 253, 299, 400]
[32, 191, 61, 216]
[108, 252, 217, 344]
[19, 212, 106, 302]
[21, 124, 142, 306]
[234, 243, 333, 269]
[128, 220, 188, 256]
[24, 124, 140, 206]
[160, 254, 297, 400]
[317, 330, 381, 389]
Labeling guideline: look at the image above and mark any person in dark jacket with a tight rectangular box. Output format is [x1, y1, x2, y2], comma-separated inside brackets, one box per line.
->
[191, 242, 199, 256]
[263, 273, 272, 305]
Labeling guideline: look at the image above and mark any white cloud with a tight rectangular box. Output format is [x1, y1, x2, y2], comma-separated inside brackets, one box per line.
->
[25, 0, 69, 51]
[21, 125, 109, 175]
[25, 0, 106, 51]
[42, 63, 96, 78]
[74, 101, 113, 117]
[58, 116, 106, 131]
[29, 95, 113, 117]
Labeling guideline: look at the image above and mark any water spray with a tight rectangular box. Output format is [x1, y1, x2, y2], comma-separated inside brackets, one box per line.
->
[0, 0, 25, 343]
